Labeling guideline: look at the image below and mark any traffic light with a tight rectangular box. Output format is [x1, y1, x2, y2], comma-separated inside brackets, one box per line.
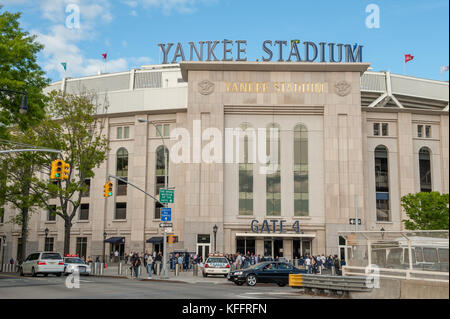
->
[104, 181, 113, 197]
[167, 235, 178, 244]
[50, 160, 63, 180]
[62, 162, 70, 180]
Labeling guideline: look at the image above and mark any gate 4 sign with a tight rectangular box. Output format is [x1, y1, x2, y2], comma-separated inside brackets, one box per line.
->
[161, 207, 172, 222]
[159, 189, 174, 203]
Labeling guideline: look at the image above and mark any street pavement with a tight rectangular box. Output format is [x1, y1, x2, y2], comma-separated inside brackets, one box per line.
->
[0, 272, 335, 299]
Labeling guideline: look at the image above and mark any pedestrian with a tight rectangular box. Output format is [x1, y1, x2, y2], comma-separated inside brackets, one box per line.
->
[305, 255, 311, 274]
[155, 252, 162, 275]
[255, 254, 260, 264]
[333, 255, 341, 276]
[132, 253, 141, 279]
[9, 258, 14, 265]
[236, 253, 242, 270]
[146, 253, 153, 279]
[124, 252, 129, 264]
[143, 253, 148, 269]
[179, 254, 184, 272]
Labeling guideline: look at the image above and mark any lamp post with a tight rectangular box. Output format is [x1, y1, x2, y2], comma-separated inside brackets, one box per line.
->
[0, 89, 28, 115]
[213, 225, 218, 253]
[44, 228, 49, 251]
[380, 227, 385, 240]
[103, 231, 107, 266]
[1, 235, 6, 272]
[138, 118, 169, 278]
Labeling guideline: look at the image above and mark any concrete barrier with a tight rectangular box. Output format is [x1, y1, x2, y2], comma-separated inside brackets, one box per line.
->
[349, 278, 449, 299]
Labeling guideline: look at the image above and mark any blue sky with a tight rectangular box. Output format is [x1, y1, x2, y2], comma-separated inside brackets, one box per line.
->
[2, 0, 449, 82]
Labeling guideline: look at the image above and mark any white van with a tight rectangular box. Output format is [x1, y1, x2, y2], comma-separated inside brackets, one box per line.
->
[19, 252, 65, 277]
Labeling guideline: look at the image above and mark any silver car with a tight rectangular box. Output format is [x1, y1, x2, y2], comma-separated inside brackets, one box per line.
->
[19, 252, 65, 277]
[63, 256, 92, 276]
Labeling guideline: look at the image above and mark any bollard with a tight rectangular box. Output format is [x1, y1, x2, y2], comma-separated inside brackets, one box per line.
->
[138, 266, 141, 278]
[175, 264, 179, 276]
[99, 263, 104, 276]
[119, 262, 123, 275]
[156, 262, 161, 276]
[193, 264, 198, 276]
[331, 266, 335, 276]
[9, 264, 12, 272]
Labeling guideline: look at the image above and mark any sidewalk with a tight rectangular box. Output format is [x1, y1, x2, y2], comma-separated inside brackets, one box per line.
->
[95, 265, 229, 285]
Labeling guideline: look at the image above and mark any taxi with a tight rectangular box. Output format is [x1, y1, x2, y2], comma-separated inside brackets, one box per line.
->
[202, 253, 231, 278]
[63, 254, 92, 276]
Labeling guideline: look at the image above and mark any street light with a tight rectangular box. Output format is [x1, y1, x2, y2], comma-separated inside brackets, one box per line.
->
[0, 89, 28, 115]
[138, 118, 169, 278]
[1, 235, 6, 272]
[103, 231, 107, 266]
[213, 225, 218, 253]
[44, 228, 49, 251]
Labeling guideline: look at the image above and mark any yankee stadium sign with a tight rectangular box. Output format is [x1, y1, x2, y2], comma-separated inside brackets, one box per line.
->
[158, 40, 363, 64]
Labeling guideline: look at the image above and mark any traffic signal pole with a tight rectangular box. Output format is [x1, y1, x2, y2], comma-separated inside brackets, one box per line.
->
[107, 173, 170, 278]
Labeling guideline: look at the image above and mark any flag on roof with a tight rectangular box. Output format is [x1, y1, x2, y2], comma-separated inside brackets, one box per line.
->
[61, 62, 67, 71]
[101, 53, 107, 60]
[405, 54, 414, 63]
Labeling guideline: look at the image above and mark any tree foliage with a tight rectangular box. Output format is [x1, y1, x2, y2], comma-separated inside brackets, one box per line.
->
[0, 6, 49, 138]
[401, 192, 449, 230]
[28, 90, 109, 254]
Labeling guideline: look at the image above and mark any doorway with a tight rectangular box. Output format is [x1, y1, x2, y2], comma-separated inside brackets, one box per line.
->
[197, 244, 210, 261]
[197, 234, 211, 262]
[292, 239, 312, 259]
[110, 242, 125, 262]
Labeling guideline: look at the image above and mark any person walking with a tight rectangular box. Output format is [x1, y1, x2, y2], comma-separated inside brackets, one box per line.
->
[236, 253, 242, 270]
[146, 254, 153, 279]
[155, 252, 162, 275]
[177, 254, 183, 273]
[132, 253, 141, 279]
[305, 255, 311, 274]
[333, 255, 341, 276]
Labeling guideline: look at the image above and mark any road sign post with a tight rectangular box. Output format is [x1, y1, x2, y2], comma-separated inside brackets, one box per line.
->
[161, 207, 172, 222]
[159, 189, 174, 203]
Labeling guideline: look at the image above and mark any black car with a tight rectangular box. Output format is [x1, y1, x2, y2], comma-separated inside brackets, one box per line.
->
[228, 261, 307, 287]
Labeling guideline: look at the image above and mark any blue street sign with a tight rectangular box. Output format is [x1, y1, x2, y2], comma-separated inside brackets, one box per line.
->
[161, 208, 172, 222]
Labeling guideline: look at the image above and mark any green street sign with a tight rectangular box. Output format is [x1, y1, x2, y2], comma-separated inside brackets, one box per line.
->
[159, 189, 174, 203]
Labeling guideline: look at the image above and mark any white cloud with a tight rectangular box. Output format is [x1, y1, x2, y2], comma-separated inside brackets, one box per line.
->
[130, 10, 137, 16]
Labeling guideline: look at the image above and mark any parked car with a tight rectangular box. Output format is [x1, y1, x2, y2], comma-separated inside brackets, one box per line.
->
[202, 255, 231, 277]
[228, 261, 306, 287]
[19, 252, 65, 277]
[63, 255, 92, 276]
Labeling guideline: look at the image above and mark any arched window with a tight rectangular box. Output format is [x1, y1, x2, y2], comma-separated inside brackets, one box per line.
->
[266, 123, 281, 216]
[294, 124, 308, 216]
[239, 123, 253, 216]
[419, 147, 432, 192]
[116, 148, 128, 196]
[374, 145, 390, 221]
[155, 145, 169, 219]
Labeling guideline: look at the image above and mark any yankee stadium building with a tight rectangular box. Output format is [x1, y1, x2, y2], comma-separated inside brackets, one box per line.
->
[0, 40, 448, 262]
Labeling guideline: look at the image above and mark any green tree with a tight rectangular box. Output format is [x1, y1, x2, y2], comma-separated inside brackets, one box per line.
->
[401, 192, 449, 230]
[29, 90, 109, 255]
[0, 6, 49, 261]
[0, 133, 45, 262]
[0, 6, 48, 137]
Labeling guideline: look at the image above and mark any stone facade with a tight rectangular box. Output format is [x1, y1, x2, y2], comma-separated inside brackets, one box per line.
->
[0, 62, 448, 263]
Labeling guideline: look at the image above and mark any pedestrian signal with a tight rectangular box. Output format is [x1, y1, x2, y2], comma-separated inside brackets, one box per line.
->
[167, 235, 178, 244]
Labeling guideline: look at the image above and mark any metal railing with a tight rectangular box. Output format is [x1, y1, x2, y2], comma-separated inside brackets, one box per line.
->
[289, 273, 374, 292]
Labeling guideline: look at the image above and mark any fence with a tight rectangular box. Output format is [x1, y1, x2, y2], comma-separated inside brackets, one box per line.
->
[339, 230, 449, 283]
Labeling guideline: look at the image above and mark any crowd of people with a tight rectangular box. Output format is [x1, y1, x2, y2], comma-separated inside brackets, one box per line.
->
[80, 250, 346, 279]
